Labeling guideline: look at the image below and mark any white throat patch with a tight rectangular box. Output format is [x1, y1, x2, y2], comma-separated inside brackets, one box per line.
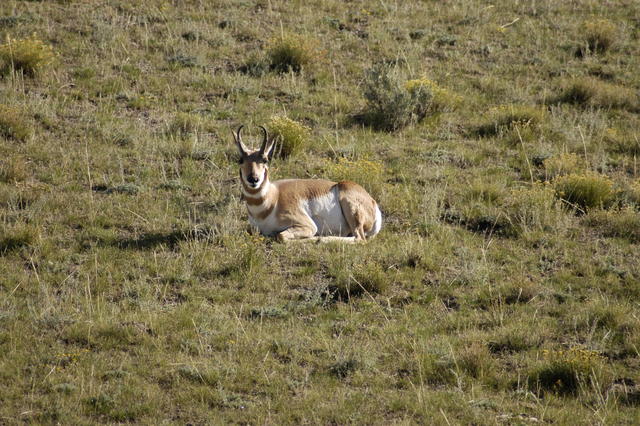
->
[242, 176, 270, 199]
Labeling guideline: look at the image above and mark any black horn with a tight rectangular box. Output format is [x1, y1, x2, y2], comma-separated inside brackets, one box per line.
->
[258, 126, 269, 154]
[234, 124, 248, 156]
[235, 125, 245, 143]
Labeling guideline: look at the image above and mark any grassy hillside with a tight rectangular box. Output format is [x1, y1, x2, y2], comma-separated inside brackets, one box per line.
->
[1, 0, 640, 423]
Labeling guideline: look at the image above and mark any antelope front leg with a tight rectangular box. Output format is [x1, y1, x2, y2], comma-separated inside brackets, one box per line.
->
[315, 236, 357, 243]
[284, 236, 358, 244]
[276, 225, 317, 242]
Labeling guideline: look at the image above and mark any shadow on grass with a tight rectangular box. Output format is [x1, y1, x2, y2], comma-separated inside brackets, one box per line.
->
[115, 231, 185, 250]
[100, 227, 218, 251]
[441, 210, 514, 236]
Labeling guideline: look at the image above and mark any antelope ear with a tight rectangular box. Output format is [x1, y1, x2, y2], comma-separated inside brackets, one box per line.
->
[262, 136, 276, 160]
[233, 125, 249, 157]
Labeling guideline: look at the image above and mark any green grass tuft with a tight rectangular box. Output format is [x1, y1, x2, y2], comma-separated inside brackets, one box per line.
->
[0, 35, 55, 76]
[267, 33, 323, 73]
[543, 153, 582, 179]
[474, 104, 546, 138]
[1, 1, 639, 423]
[554, 172, 615, 211]
[579, 19, 618, 55]
[0, 156, 29, 183]
[583, 208, 640, 243]
[0, 223, 38, 253]
[555, 77, 638, 111]
[405, 77, 461, 112]
[619, 180, 640, 207]
[528, 347, 607, 396]
[602, 127, 640, 156]
[503, 184, 567, 235]
[323, 157, 384, 198]
[328, 261, 389, 300]
[168, 112, 203, 135]
[0, 104, 32, 142]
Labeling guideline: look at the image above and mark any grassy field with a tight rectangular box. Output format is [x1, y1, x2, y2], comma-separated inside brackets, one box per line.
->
[1, 0, 640, 423]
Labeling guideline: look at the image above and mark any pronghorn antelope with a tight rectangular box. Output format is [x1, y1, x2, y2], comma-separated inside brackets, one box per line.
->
[233, 125, 382, 242]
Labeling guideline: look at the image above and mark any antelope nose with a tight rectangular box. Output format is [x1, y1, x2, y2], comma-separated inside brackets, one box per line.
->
[247, 174, 259, 184]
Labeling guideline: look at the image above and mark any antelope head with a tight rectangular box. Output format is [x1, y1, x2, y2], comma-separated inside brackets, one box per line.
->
[233, 125, 276, 190]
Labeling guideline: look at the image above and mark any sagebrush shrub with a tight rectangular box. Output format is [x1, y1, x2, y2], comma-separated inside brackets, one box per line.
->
[0, 35, 55, 76]
[361, 65, 432, 131]
[554, 172, 615, 211]
[267, 115, 310, 158]
[405, 77, 461, 112]
[267, 33, 322, 73]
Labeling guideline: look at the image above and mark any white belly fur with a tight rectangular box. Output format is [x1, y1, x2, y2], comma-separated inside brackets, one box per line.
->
[302, 187, 350, 236]
[249, 207, 285, 236]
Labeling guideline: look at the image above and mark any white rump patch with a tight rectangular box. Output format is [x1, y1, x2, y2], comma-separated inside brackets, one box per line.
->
[367, 204, 383, 237]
